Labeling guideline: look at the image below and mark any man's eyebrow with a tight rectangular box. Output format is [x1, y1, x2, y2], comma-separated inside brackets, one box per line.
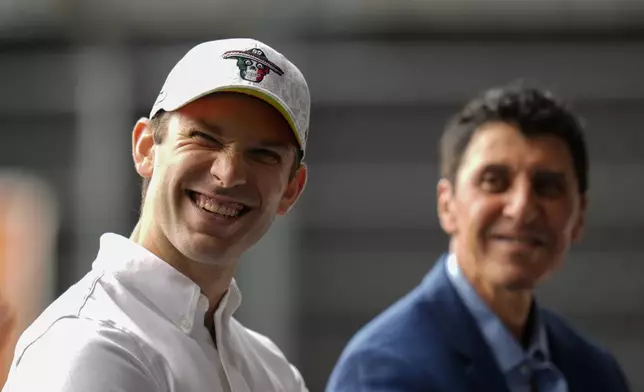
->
[480, 163, 511, 173]
[256, 140, 292, 151]
[191, 120, 224, 135]
[533, 170, 567, 181]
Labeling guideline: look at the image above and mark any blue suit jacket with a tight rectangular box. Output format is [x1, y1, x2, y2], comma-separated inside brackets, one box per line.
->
[326, 255, 630, 392]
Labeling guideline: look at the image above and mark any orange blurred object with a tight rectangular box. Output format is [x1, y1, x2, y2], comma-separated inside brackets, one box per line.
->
[0, 173, 58, 387]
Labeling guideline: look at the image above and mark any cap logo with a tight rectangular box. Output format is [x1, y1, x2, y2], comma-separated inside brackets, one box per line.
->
[222, 48, 284, 83]
[154, 88, 167, 106]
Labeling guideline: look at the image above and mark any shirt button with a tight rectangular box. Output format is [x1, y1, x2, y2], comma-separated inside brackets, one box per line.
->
[198, 295, 209, 310]
[181, 320, 192, 332]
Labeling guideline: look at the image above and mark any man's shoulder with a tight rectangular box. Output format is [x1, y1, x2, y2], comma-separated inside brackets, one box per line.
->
[542, 308, 612, 356]
[344, 259, 452, 353]
[4, 316, 163, 391]
[14, 314, 151, 366]
[11, 270, 161, 371]
[334, 278, 450, 369]
[325, 283, 448, 392]
[541, 307, 630, 388]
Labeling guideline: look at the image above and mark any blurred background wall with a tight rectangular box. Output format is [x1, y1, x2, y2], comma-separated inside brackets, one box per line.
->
[1, 0, 644, 390]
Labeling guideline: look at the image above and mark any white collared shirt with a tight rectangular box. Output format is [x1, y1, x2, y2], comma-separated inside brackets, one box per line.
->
[2, 233, 308, 392]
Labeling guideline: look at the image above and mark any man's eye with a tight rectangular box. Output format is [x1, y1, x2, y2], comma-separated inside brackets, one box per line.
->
[189, 131, 221, 146]
[252, 149, 281, 163]
[535, 179, 565, 198]
[480, 173, 508, 192]
[189, 131, 210, 140]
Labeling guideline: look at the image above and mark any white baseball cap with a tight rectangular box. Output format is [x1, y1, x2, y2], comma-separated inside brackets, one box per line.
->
[150, 38, 311, 154]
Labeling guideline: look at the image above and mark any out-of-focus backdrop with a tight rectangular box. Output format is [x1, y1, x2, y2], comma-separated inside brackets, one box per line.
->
[1, 1, 644, 390]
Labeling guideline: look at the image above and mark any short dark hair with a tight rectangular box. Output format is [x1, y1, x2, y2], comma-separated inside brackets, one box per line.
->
[440, 82, 589, 194]
[139, 110, 304, 203]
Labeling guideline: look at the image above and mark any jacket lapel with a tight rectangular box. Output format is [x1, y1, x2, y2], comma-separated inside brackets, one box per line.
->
[543, 312, 588, 391]
[421, 255, 511, 392]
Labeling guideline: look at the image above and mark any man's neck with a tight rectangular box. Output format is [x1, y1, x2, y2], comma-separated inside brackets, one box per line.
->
[481, 284, 533, 344]
[456, 259, 533, 342]
[130, 221, 238, 315]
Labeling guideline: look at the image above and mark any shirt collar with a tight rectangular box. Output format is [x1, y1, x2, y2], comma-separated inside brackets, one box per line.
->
[92, 233, 242, 332]
[445, 253, 550, 372]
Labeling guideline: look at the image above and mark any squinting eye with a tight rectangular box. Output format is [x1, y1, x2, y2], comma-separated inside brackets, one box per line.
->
[480, 173, 508, 192]
[535, 180, 565, 197]
[189, 131, 222, 147]
[189, 131, 209, 140]
[252, 149, 281, 164]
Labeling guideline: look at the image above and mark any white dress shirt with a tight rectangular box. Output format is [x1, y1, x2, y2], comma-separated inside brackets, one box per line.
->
[2, 233, 308, 392]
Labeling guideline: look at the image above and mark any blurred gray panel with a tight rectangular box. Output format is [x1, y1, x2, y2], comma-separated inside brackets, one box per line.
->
[311, 0, 644, 35]
[297, 163, 437, 228]
[297, 163, 644, 228]
[328, 43, 643, 103]
[606, 339, 644, 390]
[300, 251, 437, 315]
[538, 252, 644, 316]
[0, 0, 61, 34]
[236, 212, 301, 360]
[134, 42, 644, 109]
[299, 42, 644, 104]
[299, 227, 644, 253]
[305, 101, 644, 164]
[300, 250, 644, 316]
[0, 52, 74, 115]
[347, 0, 644, 29]
[133, 43, 195, 115]
[0, 115, 75, 167]
[72, 46, 135, 280]
[5, 0, 644, 39]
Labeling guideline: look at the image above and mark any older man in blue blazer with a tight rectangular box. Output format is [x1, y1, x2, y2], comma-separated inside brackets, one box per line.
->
[326, 83, 630, 392]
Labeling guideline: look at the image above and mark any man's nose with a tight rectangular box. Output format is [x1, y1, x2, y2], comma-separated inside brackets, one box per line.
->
[503, 180, 540, 224]
[210, 150, 247, 188]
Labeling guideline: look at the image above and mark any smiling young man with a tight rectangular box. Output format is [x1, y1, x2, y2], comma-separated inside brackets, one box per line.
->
[2, 39, 310, 392]
[326, 84, 630, 392]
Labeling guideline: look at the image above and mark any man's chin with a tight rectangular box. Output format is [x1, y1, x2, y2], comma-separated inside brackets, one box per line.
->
[501, 278, 537, 292]
[489, 264, 540, 292]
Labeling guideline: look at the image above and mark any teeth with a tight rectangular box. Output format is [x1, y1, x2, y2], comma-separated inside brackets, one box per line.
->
[193, 193, 244, 217]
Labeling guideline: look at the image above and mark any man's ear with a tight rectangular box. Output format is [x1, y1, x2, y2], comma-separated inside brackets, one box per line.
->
[571, 193, 588, 243]
[437, 178, 457, 235]
[132, 118, 155, 179]
[277, 163, 308, 216]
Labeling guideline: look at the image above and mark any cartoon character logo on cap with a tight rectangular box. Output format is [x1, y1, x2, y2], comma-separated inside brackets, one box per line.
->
[223, 48, 284, 83]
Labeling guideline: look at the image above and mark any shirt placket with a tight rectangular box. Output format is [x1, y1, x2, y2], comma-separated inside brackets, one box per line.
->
[214, 307, 240, 392]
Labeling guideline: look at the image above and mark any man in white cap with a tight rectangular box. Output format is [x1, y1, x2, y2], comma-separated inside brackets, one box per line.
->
[2, 38, 311, 392]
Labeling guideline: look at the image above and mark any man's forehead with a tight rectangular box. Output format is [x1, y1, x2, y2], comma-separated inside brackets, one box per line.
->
[461, 153, 575, 177]
[462, 123, 575, 171]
